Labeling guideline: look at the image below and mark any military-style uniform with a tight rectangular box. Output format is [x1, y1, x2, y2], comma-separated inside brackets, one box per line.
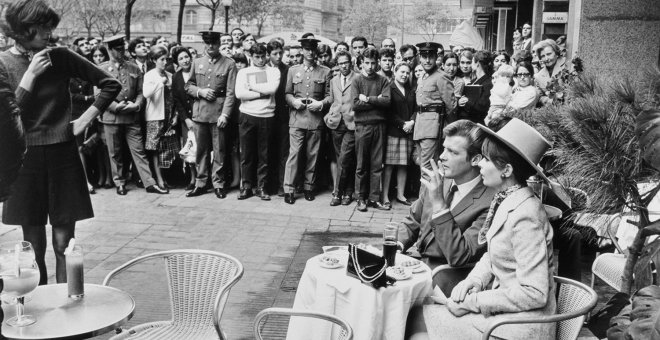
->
[283, 60, 331, 195]
[413, 42, 455, 179]
[185, 51, 237, 190]
[98, 56, 157, 189]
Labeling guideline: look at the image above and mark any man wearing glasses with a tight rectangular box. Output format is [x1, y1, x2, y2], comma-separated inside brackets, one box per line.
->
[399, 44, 418, 86]
[98, 35, 167, 195]
[185, 30, 237, 199]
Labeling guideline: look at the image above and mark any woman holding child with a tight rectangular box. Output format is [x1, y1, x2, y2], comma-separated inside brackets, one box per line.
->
[409, 117, 556, 340]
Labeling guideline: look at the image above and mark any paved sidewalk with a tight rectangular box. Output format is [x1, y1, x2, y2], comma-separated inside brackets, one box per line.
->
[0, 185, 599, 339]
[0, 186, 408, 339]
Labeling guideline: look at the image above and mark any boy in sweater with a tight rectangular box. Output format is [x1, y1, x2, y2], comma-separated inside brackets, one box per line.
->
[351, 47, 391, 212]
[234, 43, 280, 200]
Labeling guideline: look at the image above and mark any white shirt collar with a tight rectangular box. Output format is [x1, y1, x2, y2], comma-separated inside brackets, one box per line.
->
[452, 175, 481, 198]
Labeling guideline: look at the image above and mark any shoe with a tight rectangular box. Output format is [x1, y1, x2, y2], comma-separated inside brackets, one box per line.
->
[136, 179, 144, 188]
[383, 201, 392, 210]
[88, 183, 96, 194]
[356, 199, 367, 212]
[215, 188, 227, 199]
[304, 190, 315, 201]
[237, 188, 253, 200]
[185, 183, 196, 191]
[116, 185, 127, 196]
[146, 184, 168, 194]
[368, 200, 390, 211]
[277, 188, 286, 197]
[186, 186, 206, 197]
[284, 193, 295, 204]
[396, 197, 412, 206]
[256, 188, 271, 201]
[341, 195, 353, 206]
[330, 195, 341, 206]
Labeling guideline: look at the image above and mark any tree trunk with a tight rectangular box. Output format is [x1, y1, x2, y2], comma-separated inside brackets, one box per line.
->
[176, 0, 186, 43]
[621, 186, 655, 294]
[209, 9, 216, 30]
[125, 0, 135, 41]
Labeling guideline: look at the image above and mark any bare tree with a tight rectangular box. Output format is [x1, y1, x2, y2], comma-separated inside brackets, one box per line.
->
[95, 0, 125, 38]
[342, 0, 393, 42]
[73, 0, 99, 38]
[410, 0, 452, 41]
[196, 0, 221, 30]
[176, 0, 187, 43]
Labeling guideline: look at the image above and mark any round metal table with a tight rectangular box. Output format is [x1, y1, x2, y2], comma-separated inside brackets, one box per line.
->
[1, 283, 135, 340]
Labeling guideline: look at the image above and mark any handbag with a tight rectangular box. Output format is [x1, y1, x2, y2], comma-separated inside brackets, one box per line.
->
[178, 131, 197, 164]
[346, 244, 392, 289]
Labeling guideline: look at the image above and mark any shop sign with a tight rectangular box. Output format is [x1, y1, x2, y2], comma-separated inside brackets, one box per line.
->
[543, 12, 568, 24]
[181, 35, 199, 43]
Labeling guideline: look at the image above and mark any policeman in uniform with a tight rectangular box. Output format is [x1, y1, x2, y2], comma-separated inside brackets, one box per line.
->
[413, 41, 455, 180]
[99, 35, 167, 195]
[282, 38, 332, 204]
[185, 30, 237, 198]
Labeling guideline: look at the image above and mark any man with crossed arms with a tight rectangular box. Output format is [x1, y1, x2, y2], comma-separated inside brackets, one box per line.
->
[397, 120, 496, 269]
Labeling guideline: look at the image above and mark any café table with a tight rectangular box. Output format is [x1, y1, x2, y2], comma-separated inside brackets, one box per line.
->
[2, 283, 135, 340]
[286, 250, 433, 340]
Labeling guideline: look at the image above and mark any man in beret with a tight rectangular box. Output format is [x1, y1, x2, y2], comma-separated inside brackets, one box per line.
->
[98, 35, 167, 195]
[413, 41, 455, 181]
[185, 30, 237, 199]
[282, 37, 332, 204]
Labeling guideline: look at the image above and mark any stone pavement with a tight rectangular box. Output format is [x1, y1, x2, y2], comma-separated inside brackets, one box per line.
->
[0, 185, 601, 339]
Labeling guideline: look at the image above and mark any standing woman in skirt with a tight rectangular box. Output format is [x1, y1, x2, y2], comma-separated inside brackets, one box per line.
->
[143, 44, 178, 191]
[382, 62, 416, 207]
[0, 0, 120, 285]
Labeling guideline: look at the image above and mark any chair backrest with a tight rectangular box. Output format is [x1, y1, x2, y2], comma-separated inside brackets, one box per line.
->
[103, 250, 244, 337]
[554, 276, 598, 340]
[254, 307, 353, 340]
[431, 263, 476, 297]
[480, 276, 597, 340]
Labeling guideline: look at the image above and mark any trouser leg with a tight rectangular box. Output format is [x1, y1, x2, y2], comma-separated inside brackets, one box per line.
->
[304, 129, 321, 191]
[257, 117, 273, 190]
[283, 128, 305, 193]
[211, 125, 227, 189]
[278, 121, 289, 190]
[239, 113, 257, 190]
[369, 123, 385, 202]
[354, 124, 371, 199]
[418, 138, 439, 181]
[104, 124, 126, 186]
[125, 123, 156, 187]
[194, 122, 211, 188]
[331, 130, 345, 195]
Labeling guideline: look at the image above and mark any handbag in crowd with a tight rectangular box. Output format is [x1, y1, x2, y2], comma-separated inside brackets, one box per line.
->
[179, 131, 197, 164]
[346, 243, 392, 289]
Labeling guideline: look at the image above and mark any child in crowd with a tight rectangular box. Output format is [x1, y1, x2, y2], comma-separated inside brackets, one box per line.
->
[485, 64, 514, 125]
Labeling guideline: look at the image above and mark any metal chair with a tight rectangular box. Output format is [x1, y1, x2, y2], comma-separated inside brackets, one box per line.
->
[481, 276, 597, 340]
[253, 307, 353, 340]
[431, 263, 476, 297]
[102, 249, 244, 340]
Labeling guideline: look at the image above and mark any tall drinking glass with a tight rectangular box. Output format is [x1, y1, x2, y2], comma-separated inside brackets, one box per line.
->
[383, 223, 398, 267]
[0, 241, 40, 327]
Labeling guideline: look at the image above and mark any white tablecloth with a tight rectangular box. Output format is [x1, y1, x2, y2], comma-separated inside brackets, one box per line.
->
[286, 252, 432, 340]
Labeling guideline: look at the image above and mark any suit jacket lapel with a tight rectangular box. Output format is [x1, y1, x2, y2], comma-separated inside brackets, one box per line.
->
[342, 72, 354, 93]
[485, 187, 535, 241]
[451, 181, 487, 217]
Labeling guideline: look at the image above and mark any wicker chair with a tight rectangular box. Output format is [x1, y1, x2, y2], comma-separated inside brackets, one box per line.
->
[481, 276, 597, 340]
[431, 263, 476, 296]
[102, 250, 244, 340]
[583, 214, 626, 291]
[253, 307, 353, 340]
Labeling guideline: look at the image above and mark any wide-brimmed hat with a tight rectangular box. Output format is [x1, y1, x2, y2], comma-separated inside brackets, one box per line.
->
[477, 118, 551, 183]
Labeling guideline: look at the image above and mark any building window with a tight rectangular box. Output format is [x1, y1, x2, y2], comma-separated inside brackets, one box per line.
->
[185, 10, 197, 25]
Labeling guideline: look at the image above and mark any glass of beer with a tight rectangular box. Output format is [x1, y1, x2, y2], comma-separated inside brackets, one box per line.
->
[383, 223, 398, 267]
[65, 245, 84, 299]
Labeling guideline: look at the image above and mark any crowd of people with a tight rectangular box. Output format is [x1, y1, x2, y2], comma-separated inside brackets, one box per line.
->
[0, 0, 579, 339]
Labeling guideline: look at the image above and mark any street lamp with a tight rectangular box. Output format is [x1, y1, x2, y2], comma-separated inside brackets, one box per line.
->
[221, 0, 232, 33]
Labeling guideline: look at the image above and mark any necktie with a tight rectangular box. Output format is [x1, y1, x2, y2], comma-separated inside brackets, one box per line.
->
[446, 184, 458, 209]
[141, 63, 146, 74]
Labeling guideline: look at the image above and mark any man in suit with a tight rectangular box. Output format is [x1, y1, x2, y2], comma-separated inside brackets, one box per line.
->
[397, 119, 496, 268]
[323, 50, 356, 206]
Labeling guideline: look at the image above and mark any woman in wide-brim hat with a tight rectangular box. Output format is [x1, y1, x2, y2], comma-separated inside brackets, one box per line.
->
[412, 117, 556, 340]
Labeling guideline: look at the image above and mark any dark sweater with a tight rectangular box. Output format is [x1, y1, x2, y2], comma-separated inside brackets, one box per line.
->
[387, 81, 416, 138]
[0, 47, 120, 146]
[351, 72, 391, 124]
